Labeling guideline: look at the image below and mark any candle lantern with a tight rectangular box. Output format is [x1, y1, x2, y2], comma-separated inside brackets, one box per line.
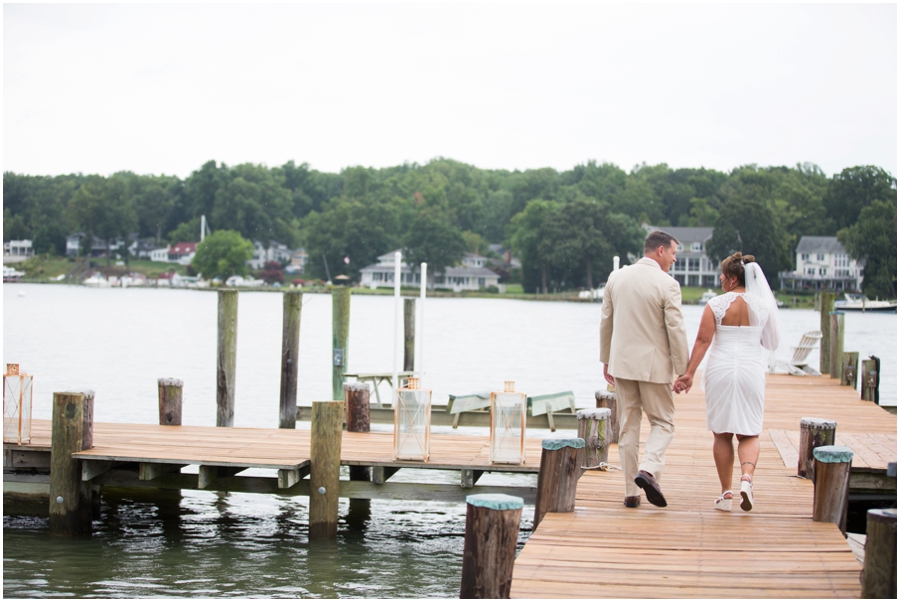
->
[393, 376, 432, 461]
[490, 380, 527, 464]
[3, 364, 33, 444]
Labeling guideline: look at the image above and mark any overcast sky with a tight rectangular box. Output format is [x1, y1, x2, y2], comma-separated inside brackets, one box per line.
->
[3, 2, 897, 179]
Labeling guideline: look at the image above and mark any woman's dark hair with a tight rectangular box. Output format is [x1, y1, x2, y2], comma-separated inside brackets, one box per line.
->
[720, 252, 756, 286]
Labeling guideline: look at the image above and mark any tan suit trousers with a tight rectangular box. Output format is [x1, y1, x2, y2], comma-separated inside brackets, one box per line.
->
[615, 378, 675, 498]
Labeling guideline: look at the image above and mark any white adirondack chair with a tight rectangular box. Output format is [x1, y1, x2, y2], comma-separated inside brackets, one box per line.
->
[769, 330, 822, 376]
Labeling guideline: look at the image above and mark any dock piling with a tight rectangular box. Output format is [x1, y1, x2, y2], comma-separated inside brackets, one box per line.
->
[577, 408, 610, 467]
[217, 289, 238, 427]
[309, 400, 344, 539]
[861, 508, 897, 599]
[594, 390, 619, 444]
[331, 287, 350, 401]
[840, 352, 859, 390]
[798, 417, 836, 479]
[344, 382, 371, 482]
[460, 494, 524, 599]
[157, 378, 183, 426]
[403, 298, 416, 372]
[279, 291, 303, 429]
[829, 311, 845, 379]
[49, 391, 93, 537]
[812, 445, 853, 535]
[819, 292, 835, 375]
[533, 437, 585, 530]
[861, 356, 881, 403]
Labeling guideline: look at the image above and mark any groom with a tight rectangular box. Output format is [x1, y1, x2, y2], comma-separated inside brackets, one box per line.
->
[600, 230, 689, 508]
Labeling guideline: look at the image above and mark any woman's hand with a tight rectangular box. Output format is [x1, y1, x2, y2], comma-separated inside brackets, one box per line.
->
[673, 374, 693, 394]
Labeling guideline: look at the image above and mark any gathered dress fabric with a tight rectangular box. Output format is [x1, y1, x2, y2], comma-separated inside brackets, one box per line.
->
[703, 292, 771, 436]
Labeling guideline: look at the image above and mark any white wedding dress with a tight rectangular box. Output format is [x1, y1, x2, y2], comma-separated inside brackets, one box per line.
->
[703, 291, 776, 436]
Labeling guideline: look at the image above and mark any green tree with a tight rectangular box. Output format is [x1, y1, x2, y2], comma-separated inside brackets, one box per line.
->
[192, 230, 254, 279]
[823, 166, 897, 232]
[403, 207, 467, 281]
[837, 199, 897, 298]
[707, 197, 792, 287]
[68, 175, 137, 266]
[508, 199, 561, 293]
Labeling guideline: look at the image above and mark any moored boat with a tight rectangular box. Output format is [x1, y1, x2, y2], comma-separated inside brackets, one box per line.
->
[834, 293, 897, 313]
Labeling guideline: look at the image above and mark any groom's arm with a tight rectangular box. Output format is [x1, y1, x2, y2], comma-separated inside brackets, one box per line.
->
[664, 280, 689, 376]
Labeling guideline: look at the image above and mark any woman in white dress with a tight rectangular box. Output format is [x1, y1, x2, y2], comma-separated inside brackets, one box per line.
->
[673, 253, 781, 512]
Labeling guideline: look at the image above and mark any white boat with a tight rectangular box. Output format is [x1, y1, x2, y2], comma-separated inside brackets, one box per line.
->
[698, 289, 717, 305]
[834, 293, 897, 313]
[3, 265, 25, 282]
[83, 273, 111, 288]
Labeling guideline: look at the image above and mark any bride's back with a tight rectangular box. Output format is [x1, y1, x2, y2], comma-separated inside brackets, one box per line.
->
[720, 295, 751, 327]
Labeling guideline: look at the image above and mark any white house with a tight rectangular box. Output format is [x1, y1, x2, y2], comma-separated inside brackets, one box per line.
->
[359, 250, 502, 292]
[3, 239, 34, 260]
[149, 246, 170, 262]
[168, 242, 197, 265]
[247, 240, 295, 270]
[644, 225, 719, 287]
[285, 248, 308, 274]
[779, 236, 863, 292]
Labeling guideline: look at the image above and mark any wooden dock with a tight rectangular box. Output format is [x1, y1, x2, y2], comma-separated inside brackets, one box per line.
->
[509, 373, 896, 598]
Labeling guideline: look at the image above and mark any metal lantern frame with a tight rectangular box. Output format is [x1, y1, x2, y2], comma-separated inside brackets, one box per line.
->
[490, 380, 527, 465]
[3, 364, 33, 445]
[393, 376, 432, 461]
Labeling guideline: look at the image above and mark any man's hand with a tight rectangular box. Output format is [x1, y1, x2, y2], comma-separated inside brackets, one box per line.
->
[602, 363, 615, 386]
[673, 374, 693, 394]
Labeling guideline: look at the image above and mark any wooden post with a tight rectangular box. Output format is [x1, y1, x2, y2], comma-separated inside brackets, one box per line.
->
[861, 356, 880, 404]
[861, 508, 897, 599]
[49, 392, 92, 537]
[279, 291, 303, 429]
[798, 417, 836, 479]
[576, 408, 610, 467]
[81, 389, 94, 450]
[217, 289, 238, 427]
[595, 389, 619, 444]
[829, 311, 845, 379]
[157, 378, 183, 426]
[460, 494, 524, 599]
[533, 438, 585, 530]
[840, 352, 859, 390]
[344, 382, 371, 482]
[309, 400, 344, 539]
[403, 297, 416, 373]
[812, 445, 853, 535]
[819, 292, 834, 375]
[331, 287, 350, 402]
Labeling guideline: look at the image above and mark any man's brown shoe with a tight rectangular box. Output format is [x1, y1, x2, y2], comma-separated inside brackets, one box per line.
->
[623, 495, 641, 508]
[635, 470, 668, 507]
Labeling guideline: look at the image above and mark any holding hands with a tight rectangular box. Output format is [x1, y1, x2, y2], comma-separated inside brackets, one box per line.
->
[673, 373, 693, 394]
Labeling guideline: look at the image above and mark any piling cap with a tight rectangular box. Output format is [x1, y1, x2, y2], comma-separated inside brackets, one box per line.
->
[158, 377, 184, 387]
[576, 408, 611, 420]
[466, 494, 525, 511]
[813, 445, 854, 464]
[343, 382, 370, 392]
[542, 437, 585, 451]
[800, 417, 837, 429]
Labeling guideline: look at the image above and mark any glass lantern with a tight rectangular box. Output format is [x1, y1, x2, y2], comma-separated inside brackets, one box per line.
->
[3, 364, 33, 444]
[393, 376, 432, 461]
[490, 380, 527, 464]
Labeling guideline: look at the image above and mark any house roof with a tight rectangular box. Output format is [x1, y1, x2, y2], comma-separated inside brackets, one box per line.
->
[645, 225, 713, 244]
[170, 242, 197, 255]
[796, 236, 848, 255]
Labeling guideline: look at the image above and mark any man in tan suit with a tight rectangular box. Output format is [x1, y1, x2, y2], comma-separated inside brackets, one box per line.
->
[600, 230, 689, 508]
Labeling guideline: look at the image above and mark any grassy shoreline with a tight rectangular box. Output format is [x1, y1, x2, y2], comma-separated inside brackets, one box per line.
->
[7, 255, 819, 308]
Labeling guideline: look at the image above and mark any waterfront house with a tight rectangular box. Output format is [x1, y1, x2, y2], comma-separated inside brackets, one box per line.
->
[643, 225, 720, 287]
[168, 242, 197, 265]
[359, 250, 502, 292]
[778, 236, 863, 292]
[284, 248, 308, 274]
[3, 239, 34, 260]
[149, 246, 170, 262]
[247, 240, 294, 270]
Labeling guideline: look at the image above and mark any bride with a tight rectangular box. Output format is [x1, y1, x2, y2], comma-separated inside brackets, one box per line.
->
[673, 252, 781, 512]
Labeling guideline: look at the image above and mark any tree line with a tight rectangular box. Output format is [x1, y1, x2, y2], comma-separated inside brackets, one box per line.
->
[3, 159, 896, 297]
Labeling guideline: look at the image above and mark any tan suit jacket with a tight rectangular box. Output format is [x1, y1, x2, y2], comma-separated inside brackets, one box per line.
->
[599, 257, 689, 384]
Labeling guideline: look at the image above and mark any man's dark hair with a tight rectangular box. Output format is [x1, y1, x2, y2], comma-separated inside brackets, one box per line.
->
[644, 230, 678, 254]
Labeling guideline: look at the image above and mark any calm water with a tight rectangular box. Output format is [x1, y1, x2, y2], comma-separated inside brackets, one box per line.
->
[3, 284, 896, 597]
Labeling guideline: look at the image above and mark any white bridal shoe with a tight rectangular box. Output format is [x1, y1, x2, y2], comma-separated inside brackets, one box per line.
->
[714, 491, 733, 512]
[740, 476, 754, 512]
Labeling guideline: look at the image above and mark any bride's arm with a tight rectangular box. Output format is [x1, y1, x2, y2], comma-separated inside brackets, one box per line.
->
[674, 305, 715, 393]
